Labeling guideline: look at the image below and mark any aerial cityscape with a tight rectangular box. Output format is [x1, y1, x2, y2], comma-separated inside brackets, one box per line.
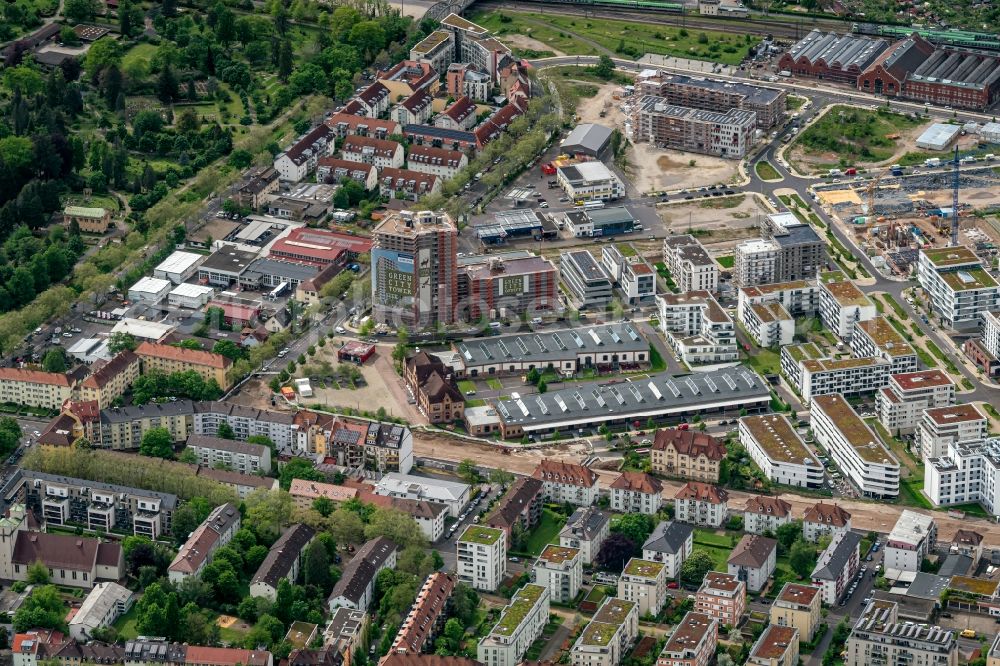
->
[1, 0, 1000, 665]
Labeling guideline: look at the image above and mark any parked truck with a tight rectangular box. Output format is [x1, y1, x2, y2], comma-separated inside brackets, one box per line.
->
[924, 157, 942, 167]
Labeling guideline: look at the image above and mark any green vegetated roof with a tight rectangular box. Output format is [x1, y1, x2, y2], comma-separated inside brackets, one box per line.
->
[623, 558, 664, 578]
[460, 525, 503, 545]
[491, 584, 545, 636]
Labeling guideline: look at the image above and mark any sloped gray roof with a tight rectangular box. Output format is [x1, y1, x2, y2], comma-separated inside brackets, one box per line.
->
[642, 521, 693, 556]
[811, 531, 862, 580]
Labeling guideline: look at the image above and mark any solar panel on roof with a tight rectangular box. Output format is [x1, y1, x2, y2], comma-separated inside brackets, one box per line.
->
[705, 376, 718, 393]
[665, 380, 681, 397]
[517, 338, 529, 355]
[610, 386, 624, 405]
[685, 378, 700, 395]
[589, 329, 602, 345]
[534, 335, 547, 352]
[498, 340, 511, 358]
[536, 396, 549, 415]
[610, 329, 621, 343]
[573, 391, 587, 409]
[552, 333, 567, 350]
[516, 398, 529, 417]
[571, 331, 585, 348]
[628, 384, 643, 402]
[741, 372, 755, 387]
[724, 374, 737, 390]
[459, 344, 472, 362]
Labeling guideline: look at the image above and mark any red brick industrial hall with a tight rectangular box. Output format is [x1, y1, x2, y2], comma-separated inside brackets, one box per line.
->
[780, 29, 1000, 110]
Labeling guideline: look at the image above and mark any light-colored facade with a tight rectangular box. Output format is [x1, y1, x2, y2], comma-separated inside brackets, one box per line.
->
[655, 612, 719, 666]
[457, 525, 506, 592]
[810, 394, 900, 498]
[0, 368, 74, 410]
[556, 162, 626, 202]
[846, 601, 957, 666]
[135, 342, 232, 391]
[742, 496, 793, 535]
[925, 438, 1000, 512]
[802, 502, 852, 543]
[477, 584, 550, 666]
[726, 534, 776, 593]
[673, 482, 728, 527]
[748, 625, 799, 666]
[167, 503, 241, 582]
[734, 239, 780, 288]
[532, 460, 599, 507]
[633, 96, 756, 158]
[609, 472, 662, 515]
[560, 507, 610, 566]
[68, 582, 135, 641]
[884, 510, 937, 573]
[876, 370, 956, 435]
[770, 583, 822, 641]
[663, 235, 719, 294]
[694, 572, 746, 627]
[798, 356, 890, 404]
[656, 291, 738, 365]
[651, 429, 725, 482]
[819, 278, 877, 341]
[560, 249, 614, 310]
[852, 317, 918, 375]
[78, 351, 141, 409]
[374, 472, 469, 518]
[918, 404, 987, 461]
[641, 521, 693, 579]
[533, 545, 582, 604]
[186, 434, 272, 475]
[571, 598, 639, 666]
[739, 414, 824, 488]
[618, 559, 668, 617]
[917, 246, 1000, 329]
[811, 530, 861, 605]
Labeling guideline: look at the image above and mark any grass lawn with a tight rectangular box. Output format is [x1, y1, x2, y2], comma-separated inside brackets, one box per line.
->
[458, 380, 477, 394]
[914, 345, 938, 369]
[62, 193, 120, 213]
[649, 346, 666, 372]
[114, 604, 140, 639]
[925, 339, 960, 374]
[486, 378, 503, 390]
[471, 11, 757, 65]
[755, 161, 782, 181]
[794, 105, 923, 166]
[716, 255, 735, 269]
[122, 43, 158, 70]
[523, 509, 566, 555]
[881, 293, 907, 318]
[746, 348, 780, 376]
[544, 65, 633, 86]
[786, 95, 806, 111]
[898, 477, 933, 509]
[700, 195, 745, 209]
[946, 502, 991, 519]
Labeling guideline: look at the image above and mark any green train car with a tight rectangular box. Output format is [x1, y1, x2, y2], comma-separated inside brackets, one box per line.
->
[852, 22, 1000, 52]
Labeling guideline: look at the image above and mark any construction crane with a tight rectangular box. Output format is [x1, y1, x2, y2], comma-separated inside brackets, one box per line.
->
[951, 144, 961, 246]
[866, 166, 889, 220]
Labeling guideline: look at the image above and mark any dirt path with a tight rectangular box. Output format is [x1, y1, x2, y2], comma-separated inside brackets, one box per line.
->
[520, 15, 616, 57]
[414, 432, 1000, 543]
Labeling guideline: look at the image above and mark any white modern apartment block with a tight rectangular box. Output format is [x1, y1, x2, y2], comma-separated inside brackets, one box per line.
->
[642, 521, 693, 579]
[810, 394, 900, 498]
[818, 277, 877, 341]
[883, 510, 937, 573]
[737, 280, 820, 348]
[618, 559, 668, 617]
[810, 530, 861, 605]
[925, 438, 1000, 512]
[918, 404, 987, 460]
[982, 309, 1000, 358]
[734, 239, 780, 288]
[185, 435, 272, 475]
[603, 245, 657, 306]
[851, 317, 918, 375]
[656, 291, 738, 366]
[673, 482, 729, 527]
[802, 502, 851, 543]
[739, 414, 824, 488]
[534, 545, 582, 604]
[743, 301, 796, 348]
[571, 598, 638, 666]
[742, 496, 793, 535]
[796, 355, 890, 403]
[876, 370, 955, 435]
[457, 525, 506, 591]
[556, 162, 626, 202]
[846, 601, 957, 666]
[609, 472, 663, 515]
[477, 584, 550, 666]
[532, 460, 600, 507]
[663, 235, 719, 294]
[375, 473, 470, 518]
[917, 246, 1000, 329]
[560, 507, 610, 566]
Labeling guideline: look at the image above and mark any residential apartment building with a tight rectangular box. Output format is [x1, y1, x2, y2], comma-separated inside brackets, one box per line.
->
[560, 250, 614, 309]
[918, 404, 987, 461]
[328, 537, 398, 613]
[743, 496, 793, 535]
[571, 598, 638, 666]
[341, 136, 405, 170]
[656, 612, 718, 666]
[618, 559, 668, 616]
[852, 318, 918, 375]
[274, 125, 335, 182]
[734, 216, 825, 288]
[609, 472, 662, 515]
[741, 301, 795, 348]
[656, 291, 738, 366]
[185, 434, 272, 475]
[477, 584, 550, 666]
[19, 469, 176, 539]
[641, 521, 693, 579]
[737, 280, 820, 347]
[353, 82, 391, 117]
[375, 472, 469, 518]
[884, 510, 937, 573]
[727, 535, 776, 593]
[633, 96, 756, 158]
[802, 502, 852, 543]
[78, 352, 140, 408]
[315, 158, 378, 190]
[662, 235, 719, 294]
[771, 583, 822, 642]
[925, 438, 1000, 512]
[446, 63, 491, 101]
[797, 355, 890, 403]
[810, 394, 900, 498]
[602, 245, 656, 306]
[917, 246, 1000, 329]
[635, 71, 786, 128]
[324, 113, 399, 140]
[249, 524, 316, 601]
[372, 210, 458, 328]
[393, 89, 434, 126]
[379, 167, 441, 201]
[734, 239, 781, 288]
[457, 525, 506, 591]
[876, 370, 955, 435]
[811, 530, 861, 604]
[409, 29, 455, 75]
[135, 342, 233, 391]
[560, 507, 610, 566]
[739, 414, 824, 488]
[391, 573, 455, 655]
[846, 601, 957, 666]
[819, 277, 877, 341]
[694, 572, 746, 627]
[167, 503, 241, 582]
[236, 167, 279, 210]
[673, 482, 729, 527]
[532, 460, 599, 507]
[555, 162, 626, 202]
[486, 477, 543, 541]
[0, 368, 74, 410]
[652, 429, 726, 482]
[406, 144, 468, 180]
[747, 626, 799, 666]
[534, 545, 582, 603]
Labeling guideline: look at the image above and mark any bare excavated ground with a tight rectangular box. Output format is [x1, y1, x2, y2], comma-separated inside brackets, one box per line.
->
[658, 194, 767, 251]
[629, 143, 741, 194]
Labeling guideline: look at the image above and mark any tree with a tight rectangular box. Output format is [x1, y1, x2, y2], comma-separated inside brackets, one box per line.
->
[27, 561, 50, 584]
[107, 332, 138, 354]
[775, 520, 803, 552]
[457, 458, 478, 484]
[610, 513, 654, 545]
[65, 0, 98, 22]
[303, 540, 332, 592]
[489, 469, 514, 487]
[42, 348, 66, 373]
[245, 489, 293, 539]
[217, 422, 235, 439]
[140, 427, 174, 459]
[595, 532, 637, 571]
[279, 458, 323, 490]
[171, 498, 212, 543]
[680, 550, 715, 585]
[157, 64, 179, 103]
[13, 585, 67, 632]
[313, 497, 334, 517]
[594, 55, 616, 80]
[328, 507, 365, 545]
[443, 618, 464, 646]
[537, 380, 547, 393]
[0, 417, 22, 459]
[450, 583, 479, 626]
[364, 507, 427, 550]
[789, 539, 816, 579]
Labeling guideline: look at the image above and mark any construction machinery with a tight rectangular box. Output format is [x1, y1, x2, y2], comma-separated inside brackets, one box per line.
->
[951, 144, 961, 246]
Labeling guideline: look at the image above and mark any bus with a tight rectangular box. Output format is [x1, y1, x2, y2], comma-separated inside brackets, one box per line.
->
[269, 282, 289, 299]
[583, 200, 606, 211]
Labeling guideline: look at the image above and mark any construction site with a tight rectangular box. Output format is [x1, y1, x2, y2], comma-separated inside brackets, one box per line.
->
[813, 152, 1000, 276]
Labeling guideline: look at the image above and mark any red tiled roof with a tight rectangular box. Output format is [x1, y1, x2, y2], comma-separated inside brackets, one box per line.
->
[610, 471, 663, 495]
[135, 341, 231, 370]
[379, 167, 439, 193]
[891, 369, 953, 391]
[923, 404, 985, 425]
[407, 144, 466, 168]
[81, 351, 138, 389]
[653, 429, 726, 460]
[0, 367, 72, 387]
[342, 135, 402, 158]
[744, 495, 792, 517]
[185, 646, 271, 666]
[443, 96, 476, 123]
[532, 459, 598, 488]
[802, 502, 850, 527]
[325, 113, 400, 135]
[674, 481, 728, 504]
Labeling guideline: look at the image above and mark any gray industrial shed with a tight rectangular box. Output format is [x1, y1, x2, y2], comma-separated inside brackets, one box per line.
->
[561, 123, 614, 157]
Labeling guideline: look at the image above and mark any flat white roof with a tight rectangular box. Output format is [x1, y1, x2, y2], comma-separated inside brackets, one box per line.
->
[572, 161, 617, 182]
[156, 251, 205, 275]
[767, 212, 801, 229]
[70, 582, 133, 631]
[111, 318, 175, 340]
[375, 472, 470, 503]
[888, 509, 936, 547]
[169, 283, 215, 298]
[129, 276, 171, 294]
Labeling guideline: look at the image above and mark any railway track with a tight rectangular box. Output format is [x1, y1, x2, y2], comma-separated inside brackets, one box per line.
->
[470, 0, 850, 41]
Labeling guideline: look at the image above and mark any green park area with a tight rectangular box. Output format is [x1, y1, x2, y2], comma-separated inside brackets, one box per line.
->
[755, 161, 782, 181]
[792, 106, 924, 167]
[471, 11, 758, 65]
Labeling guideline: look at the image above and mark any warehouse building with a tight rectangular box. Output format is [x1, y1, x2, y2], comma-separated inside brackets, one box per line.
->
[564, 207, 636, 239]
[167, 283, 215, 309]
[198, 248, 259, 287]
[561, 123, 614, 158]
[778, 30, 890, 84]
[915, 123, 961, 151]
[154, 251, 207, 284]
[128, 277, 172, 304]
[633, 96, 756, 158]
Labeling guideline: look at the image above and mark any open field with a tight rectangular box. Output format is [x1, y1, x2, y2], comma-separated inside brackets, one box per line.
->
[657, 194, 765, 249]
[789, 105, 927, 171]
[471, 11, 758, 64]
[631, 143, 741, 194]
